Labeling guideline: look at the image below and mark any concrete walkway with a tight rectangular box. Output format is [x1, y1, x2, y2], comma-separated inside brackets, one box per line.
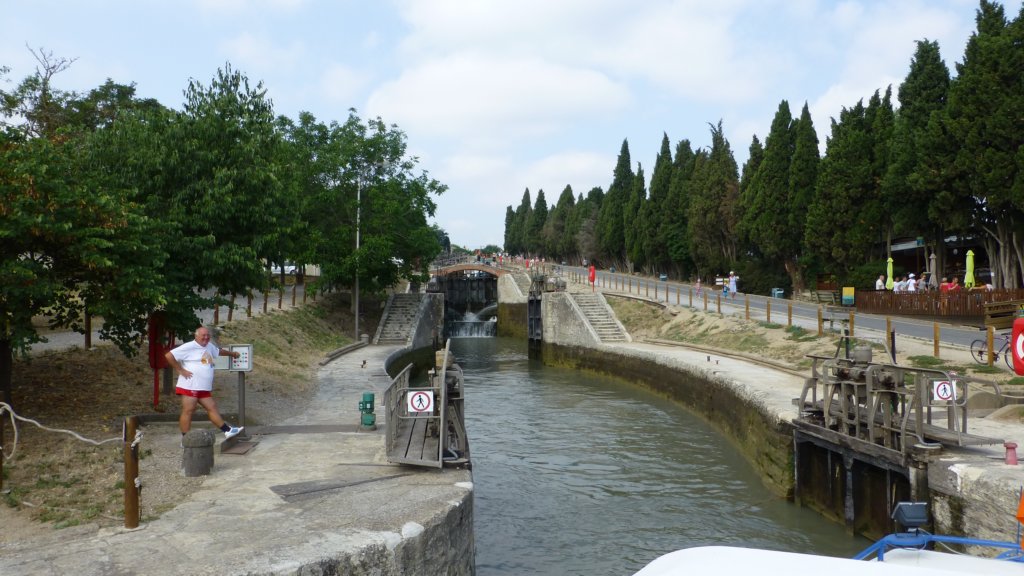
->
[0, 345, 474, 576]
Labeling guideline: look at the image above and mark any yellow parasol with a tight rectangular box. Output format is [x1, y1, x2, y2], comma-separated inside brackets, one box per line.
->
[885, 257, 894, 290]
[964, 250, 975, 289]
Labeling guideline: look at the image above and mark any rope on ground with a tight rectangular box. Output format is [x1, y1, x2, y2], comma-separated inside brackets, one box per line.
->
[0, 402, 122, 461]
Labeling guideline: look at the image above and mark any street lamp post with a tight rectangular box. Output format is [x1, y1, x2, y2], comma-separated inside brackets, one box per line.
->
[353, 160, 388, 342]
[354, 176, 362, 341]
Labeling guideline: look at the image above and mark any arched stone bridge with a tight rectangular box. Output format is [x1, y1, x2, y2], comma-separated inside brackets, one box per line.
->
[433, 263, 509, 277]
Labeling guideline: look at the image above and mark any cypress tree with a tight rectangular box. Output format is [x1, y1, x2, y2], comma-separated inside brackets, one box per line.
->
[687, 122, 740, 273]
[665, 140, 697, 277]
[786, 103, 820, 291]
[741, 101, 795, 262]
[624, 164, 647, 271]
[597, 139, 633, 265]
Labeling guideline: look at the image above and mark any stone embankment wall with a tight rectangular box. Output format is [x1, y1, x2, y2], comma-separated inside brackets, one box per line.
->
[496, 273, 527, 338]
[410, 293, 445, 350]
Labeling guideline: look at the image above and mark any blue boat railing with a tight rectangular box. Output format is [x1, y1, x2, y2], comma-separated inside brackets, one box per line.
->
[854, 531, 1024, 562]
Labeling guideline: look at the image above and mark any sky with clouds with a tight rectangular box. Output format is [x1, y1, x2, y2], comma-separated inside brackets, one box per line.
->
[3, 0, 1020, 251]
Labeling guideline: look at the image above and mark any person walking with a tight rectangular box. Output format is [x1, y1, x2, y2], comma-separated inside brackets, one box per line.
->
[875, 275, 885, 290]
[165, 326, 244, 441]
[728, 271, 739, 299]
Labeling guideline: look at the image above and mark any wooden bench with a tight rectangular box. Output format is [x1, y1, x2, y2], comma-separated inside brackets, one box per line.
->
[815, 290, 840, 305]
[983, 299, 1024, 330]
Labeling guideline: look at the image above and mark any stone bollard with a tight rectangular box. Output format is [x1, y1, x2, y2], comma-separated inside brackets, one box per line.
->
[1005, 442, 1018, 465]
[182, 430, 215, 477]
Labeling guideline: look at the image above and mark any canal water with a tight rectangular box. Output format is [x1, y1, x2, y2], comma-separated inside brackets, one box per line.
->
[450, 337, 867, 576]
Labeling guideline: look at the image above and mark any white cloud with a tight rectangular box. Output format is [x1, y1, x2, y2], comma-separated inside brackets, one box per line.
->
[366, 53, 630, 149]
[319, 64, 369, 106]
[220, 33, 306, 74]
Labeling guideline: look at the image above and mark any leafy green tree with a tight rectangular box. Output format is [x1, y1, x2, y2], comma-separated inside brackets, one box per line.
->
[0, 63, 167, 405]
[304, 111, 444, 298]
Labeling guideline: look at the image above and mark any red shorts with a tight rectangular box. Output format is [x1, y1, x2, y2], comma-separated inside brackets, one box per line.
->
[175, 387, 212, 399]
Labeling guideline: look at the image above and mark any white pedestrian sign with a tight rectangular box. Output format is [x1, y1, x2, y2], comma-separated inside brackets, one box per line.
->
[407, 390, 434, 413]
[932, 380, 957, 402]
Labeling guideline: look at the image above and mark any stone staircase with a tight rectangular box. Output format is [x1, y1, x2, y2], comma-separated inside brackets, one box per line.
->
[571, 293, 629, 342]
[374, 293, 424, 344]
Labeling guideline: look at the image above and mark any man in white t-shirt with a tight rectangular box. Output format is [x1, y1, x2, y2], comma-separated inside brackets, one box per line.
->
[165, 326, 244, 440]
[906, 273, 917, 292]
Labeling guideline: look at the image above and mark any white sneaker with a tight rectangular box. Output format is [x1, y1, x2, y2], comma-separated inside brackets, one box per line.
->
[224, 426, 244, 439]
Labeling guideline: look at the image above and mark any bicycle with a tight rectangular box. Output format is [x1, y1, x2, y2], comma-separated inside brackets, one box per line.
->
[970, 333, 1014, 369]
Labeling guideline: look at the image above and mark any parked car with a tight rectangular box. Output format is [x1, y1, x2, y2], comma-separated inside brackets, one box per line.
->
[271, 263, 298, 275]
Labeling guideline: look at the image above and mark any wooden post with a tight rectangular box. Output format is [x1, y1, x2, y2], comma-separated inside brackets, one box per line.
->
[228, 294, 235, 322]
[278, 287, 283, 309]
[688, 289, 693, 308]
[263, 290, 268, 313]
[247, 292, 253, 318]
[987, 326, 995, 366]
[766, 300, 772, 323]
[886, 317, 892, 338]
[848, 311, 855, 337]
[676, 287, 679, 305]
[646, 282, 649, 298]
[933, 323, 940, 358]
[213, 305, 219, 325]
[655, 283, 658, 301]
[123, 416, 141, 529]
[787, 302, 792, 327]
[303, 284, 308, 303]
[703, 292, 708, 311]
[817, 307, 824, 337]
[716, 295, 721, 314]
[291, 284, 297, 307]
[744, 294, 749, 320]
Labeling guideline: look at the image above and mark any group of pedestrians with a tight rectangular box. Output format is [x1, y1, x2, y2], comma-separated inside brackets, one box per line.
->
[692, 271, 738, 299]
[876, 273, 928, 293]
[876, 273, 975, 293]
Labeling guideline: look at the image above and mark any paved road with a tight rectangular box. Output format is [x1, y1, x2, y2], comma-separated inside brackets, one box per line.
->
[551, 264, 1019, 373]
